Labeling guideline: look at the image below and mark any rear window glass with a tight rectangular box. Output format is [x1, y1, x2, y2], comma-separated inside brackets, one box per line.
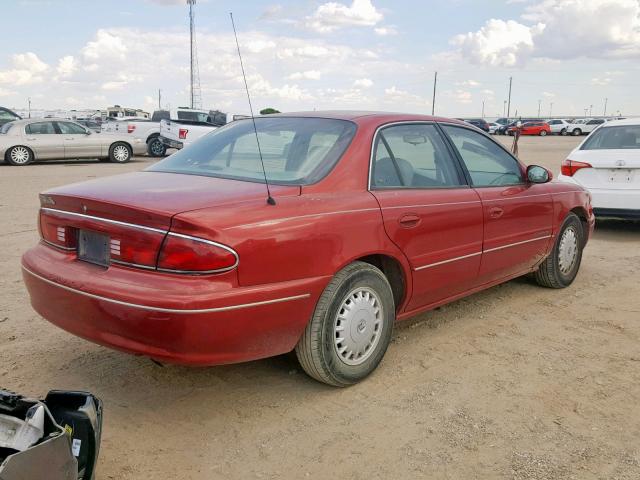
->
[0, 123, 13, 134]
[148, 117, 356, 185]
[581, 125, 640, 150]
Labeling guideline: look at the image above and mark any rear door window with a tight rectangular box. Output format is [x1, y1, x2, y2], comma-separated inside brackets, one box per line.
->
[25, 122, 56, 134]
[371, 123, 464, 188]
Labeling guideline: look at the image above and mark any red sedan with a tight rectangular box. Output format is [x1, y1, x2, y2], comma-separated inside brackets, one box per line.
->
[22, 112, 594, 386]
[508, 121, 552, 136]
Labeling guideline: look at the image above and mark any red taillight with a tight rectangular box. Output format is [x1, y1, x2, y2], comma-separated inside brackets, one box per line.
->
[40, 215, 77, 250]
[127, 124, 136, 134]
[178, 128, 188, 140]
[157, 233, 237, 274]
[561, 158, 592, 177]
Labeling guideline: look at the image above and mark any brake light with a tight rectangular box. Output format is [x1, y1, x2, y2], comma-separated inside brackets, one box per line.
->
[40, 214, 77, 250]
[127, 124, 136, 134]
[157, 233, 238, 274]
[178, 128, 188, 140]
[561, 158, 592, 177]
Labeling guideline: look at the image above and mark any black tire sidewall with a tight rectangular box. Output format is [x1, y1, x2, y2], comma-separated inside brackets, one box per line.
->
[7, 146, 33, 166]
[147, 137, 166, 157]
[551, 214, 584, 287]
[319, 268, 395, 385]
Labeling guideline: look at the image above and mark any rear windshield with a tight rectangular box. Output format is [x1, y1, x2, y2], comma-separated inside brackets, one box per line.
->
[148, 117, 356, 185]
[581, 125, 640, 150]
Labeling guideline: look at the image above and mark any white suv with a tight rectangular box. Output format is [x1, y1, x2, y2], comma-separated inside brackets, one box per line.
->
[566, 118, 607, 136]
[546, 119, 570, 135]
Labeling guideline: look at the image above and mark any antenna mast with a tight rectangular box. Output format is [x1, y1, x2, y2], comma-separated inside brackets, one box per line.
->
[230, 12, 275, 206]
[188, 0, 202, 109]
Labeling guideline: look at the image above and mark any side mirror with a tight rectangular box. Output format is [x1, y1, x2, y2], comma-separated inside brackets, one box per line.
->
[527, 165, 552, 183]
[85, 129, 92, 135]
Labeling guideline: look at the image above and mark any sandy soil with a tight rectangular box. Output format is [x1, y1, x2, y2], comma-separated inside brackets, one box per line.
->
[1, 136, 639, 479]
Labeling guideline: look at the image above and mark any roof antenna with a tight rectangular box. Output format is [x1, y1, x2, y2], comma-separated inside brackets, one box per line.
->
[230, 12, 275, 206]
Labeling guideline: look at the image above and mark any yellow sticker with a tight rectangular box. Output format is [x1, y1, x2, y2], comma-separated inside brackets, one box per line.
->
[64, 424, 73, 436]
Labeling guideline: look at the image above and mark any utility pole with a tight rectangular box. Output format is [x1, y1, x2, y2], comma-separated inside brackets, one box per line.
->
[603, 98, 608, 117]
[431, 71, 437, 116]
[28, 97, 31, 118]
[537, 99, 541, 118]
[481, 100, 485, 118]
[584, 108, 588, 118]
[188, 0, 202, 109]
[549, 102, 553, 117]
[158, 89, 162, 110]
[589, 104, 593, 117]
[503, 100, 506, 117]
[507, 76, 512, 118]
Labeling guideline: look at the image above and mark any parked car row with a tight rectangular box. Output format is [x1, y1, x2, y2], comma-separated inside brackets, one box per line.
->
[490, 117, 613, 137]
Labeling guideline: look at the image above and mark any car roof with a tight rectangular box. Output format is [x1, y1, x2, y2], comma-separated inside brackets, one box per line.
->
[600, 117, 640, 127]
[261, 110, 468, 126]
[6, 117, 75, 126]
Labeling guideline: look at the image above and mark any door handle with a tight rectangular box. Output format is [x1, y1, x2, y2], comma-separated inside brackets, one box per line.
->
[489, 207, 504, 219]
[65, 137, 74, 140]
[26, 137, 36, 141]
[398, 214, 421, 228]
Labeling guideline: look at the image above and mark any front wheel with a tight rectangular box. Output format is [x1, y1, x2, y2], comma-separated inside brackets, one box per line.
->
[560, 128, 567, 136]
[535, 213, 584, 288]
[539, 130, 548, 136]
[572, 128, 582, 136]
[295, 261, 395, 386]
[109, 142, 132, 163]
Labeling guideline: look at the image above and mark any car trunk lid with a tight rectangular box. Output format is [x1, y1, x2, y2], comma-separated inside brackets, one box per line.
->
[570, 149, 640, 189]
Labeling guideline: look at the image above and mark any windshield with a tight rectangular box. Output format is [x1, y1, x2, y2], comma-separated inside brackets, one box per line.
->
[581, 125, 640, 150]
[148, 117, 357, 185]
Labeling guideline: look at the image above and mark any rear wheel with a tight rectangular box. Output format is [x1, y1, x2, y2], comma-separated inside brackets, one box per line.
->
[147, 136, 166, 157]
[109, 142, 132, 163]
[572, 128, 582, 136]
[6, 145, 33, 166]
[560, 128, 567, 136]
[539, 130, 548, 136]
[295, 261, 395, 387]
[535, 213, 584, 288]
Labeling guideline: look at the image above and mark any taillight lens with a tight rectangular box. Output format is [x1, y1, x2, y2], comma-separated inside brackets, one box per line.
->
[40, 216, 77, 250]
[127, 124, 136, 134]
[157, 233, 238, 274]
[178, 128, 188, 140]
[561, 158, 592, 177]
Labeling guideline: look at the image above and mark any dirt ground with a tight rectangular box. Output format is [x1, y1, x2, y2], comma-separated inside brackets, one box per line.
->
[1, 136, 639, 479]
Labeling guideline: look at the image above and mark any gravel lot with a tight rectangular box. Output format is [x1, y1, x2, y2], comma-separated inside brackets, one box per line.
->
[1, 136, 639, 479]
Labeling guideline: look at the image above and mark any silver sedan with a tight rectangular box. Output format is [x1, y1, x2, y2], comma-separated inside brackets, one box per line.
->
[0, 118, 146, 165]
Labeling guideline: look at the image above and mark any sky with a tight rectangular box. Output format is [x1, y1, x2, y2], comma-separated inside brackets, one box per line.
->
[1, 0, 639, 118]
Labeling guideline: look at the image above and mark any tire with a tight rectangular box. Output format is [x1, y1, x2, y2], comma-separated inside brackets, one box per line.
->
[147, 136, 166, 157]
[560, 128, 567, 136]
[539, 130, 547, 136]
[535, 213, 584, 289]
[295, 261, 395, 387]
[6, 145, 33, 166]
[572, 128, 582, 136]
[109, 142, 132, 163]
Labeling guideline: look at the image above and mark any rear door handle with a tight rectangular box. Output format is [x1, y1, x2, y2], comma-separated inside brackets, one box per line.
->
[489, 207, 504, 219]
[398, 213, 421, 228]
[65, 137, 74, 140]
[26, 137, 36, 141]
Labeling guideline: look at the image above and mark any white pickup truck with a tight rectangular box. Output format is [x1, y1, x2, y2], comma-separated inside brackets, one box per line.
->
[101, 110, 170, 156]
[159, 109, 228, 150]
[565, 118, 607, 136]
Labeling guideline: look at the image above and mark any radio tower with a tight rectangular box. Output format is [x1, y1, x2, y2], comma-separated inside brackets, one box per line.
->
[188, 0, 202, 109]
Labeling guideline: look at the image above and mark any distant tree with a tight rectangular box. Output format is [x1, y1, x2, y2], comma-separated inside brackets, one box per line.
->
[260, 108, 281, 115]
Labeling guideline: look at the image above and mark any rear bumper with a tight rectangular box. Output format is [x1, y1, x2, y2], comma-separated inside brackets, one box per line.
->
[557, 175, 640, 213]
[22, 243, 327, 365]
[159, 136, 183, 150]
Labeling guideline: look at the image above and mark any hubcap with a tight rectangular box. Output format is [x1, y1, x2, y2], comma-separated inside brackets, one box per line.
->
[113, 145, 129, 162]
[558, 226, 578, 274]
[10, 146, 29, 164]
[151, 139, 164, 155]
[333, 287, 383, 366]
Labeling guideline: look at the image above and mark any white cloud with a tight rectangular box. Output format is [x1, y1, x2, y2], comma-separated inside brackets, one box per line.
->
[82, 30, 128, 62]
[0, 52, 49, 86]
[450, 0, 640, 66]
[542, 91, 555, 98]
[146, 0, 185, 5]
[374, 25, 397, 36]
[455, 79, 480, 87]
[305, 0, 383, 33]
[287, 70, 322, 80]
[56, 55, 77, 77]
[353, 78, 373, 88]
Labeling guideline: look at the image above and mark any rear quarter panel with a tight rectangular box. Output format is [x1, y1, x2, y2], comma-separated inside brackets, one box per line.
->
[549, 182, 593, 241]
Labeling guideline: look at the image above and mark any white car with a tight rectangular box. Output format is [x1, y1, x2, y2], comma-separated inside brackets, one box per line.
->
[159, 109, 227, 150]
[487, 122, 500, 134]
[566, 118, 607, 136]
[558, 118, 640, 219]
[546, 119, 570, 135]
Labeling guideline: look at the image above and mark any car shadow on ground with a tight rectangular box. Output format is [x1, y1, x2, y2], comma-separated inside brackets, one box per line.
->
[592, 218, 640, 242]
[0, 157, 155, 167]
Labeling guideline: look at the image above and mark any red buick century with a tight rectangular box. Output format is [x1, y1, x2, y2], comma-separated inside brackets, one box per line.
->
[22, 112, 594, 386]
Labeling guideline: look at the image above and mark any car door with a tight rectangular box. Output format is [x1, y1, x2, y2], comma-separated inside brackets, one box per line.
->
[369, 122, 483, 311]
[440, 124, 553, 284]
[585, 119, 605, 133]
[57, 121, 102, 158]
[23, 121, 64, 159]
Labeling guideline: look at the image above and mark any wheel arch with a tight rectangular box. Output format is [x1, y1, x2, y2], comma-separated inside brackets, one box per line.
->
[570, 206, 590, 246]
[351, 253, 409, 312]
[146, 132, 160, 143]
